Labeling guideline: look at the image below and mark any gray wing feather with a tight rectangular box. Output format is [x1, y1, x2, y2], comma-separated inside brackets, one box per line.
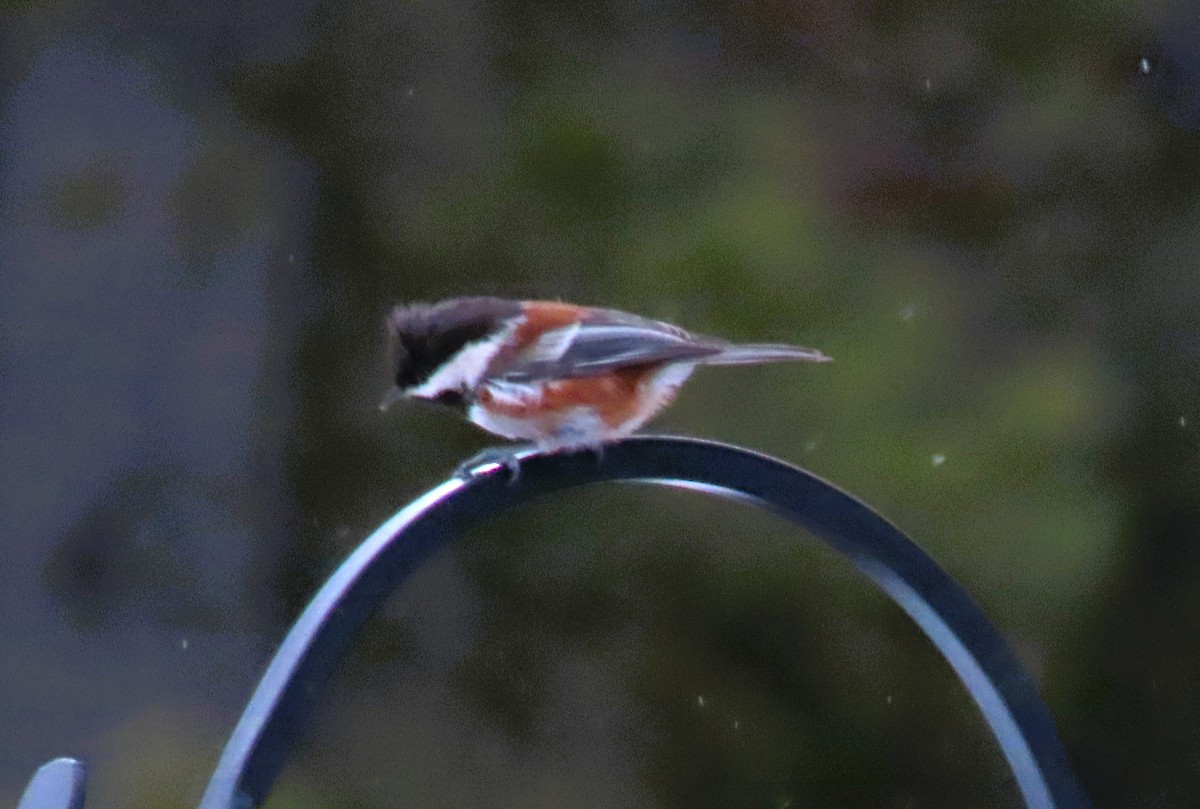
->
[493, 324, 722, 382]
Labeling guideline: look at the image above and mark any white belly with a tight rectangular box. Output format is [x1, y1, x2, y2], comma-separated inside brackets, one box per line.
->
[467, 402, 607, 450]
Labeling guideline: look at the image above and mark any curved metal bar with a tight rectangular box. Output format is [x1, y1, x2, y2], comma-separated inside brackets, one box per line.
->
[197, 436, 1092, 809]
[15, 759, 86, 809]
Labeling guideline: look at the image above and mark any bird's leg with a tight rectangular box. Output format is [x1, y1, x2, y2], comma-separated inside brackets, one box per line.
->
[454, 439, 608, 484]
[547, 422, 609, 470]
[454, 444, 531, 483]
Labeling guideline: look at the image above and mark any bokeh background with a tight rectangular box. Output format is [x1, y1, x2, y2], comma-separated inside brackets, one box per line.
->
[3, 1, 1199, 807]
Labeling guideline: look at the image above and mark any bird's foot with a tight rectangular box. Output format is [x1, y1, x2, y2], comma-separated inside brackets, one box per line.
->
[454, 445, 531, 483]
[454, 441, 608, 484]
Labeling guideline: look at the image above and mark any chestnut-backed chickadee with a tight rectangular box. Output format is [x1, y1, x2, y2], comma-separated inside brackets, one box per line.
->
[380, 297, 830, 475]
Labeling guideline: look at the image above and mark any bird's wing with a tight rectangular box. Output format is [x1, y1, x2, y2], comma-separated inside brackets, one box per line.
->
[489, 315, 722, 382]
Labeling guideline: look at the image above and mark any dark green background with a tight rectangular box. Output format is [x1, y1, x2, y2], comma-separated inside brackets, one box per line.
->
[2, 1, 1198, 806]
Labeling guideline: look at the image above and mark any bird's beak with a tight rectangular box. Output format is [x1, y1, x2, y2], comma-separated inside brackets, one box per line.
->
[378, 386, 406, 412]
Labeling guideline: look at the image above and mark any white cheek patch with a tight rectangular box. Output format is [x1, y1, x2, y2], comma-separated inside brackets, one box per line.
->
[408, 322, 516, 399]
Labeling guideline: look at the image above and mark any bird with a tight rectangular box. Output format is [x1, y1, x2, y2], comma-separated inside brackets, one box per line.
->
[379, 297, 831, 477]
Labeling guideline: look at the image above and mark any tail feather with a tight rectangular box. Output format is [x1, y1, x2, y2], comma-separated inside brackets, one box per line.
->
[698, 342, 832, 366]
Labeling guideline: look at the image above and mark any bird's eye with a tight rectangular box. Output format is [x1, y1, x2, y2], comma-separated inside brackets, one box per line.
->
[432, 389, 465, 409]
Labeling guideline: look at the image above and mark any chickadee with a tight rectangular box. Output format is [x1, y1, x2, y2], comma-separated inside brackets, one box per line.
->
[380, 297, 830, 474]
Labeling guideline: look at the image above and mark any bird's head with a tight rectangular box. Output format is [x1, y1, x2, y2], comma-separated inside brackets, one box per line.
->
[380, 297, 521, 410]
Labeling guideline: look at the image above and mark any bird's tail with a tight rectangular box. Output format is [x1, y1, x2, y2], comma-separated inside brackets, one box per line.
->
[700, 342, 832, 366]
